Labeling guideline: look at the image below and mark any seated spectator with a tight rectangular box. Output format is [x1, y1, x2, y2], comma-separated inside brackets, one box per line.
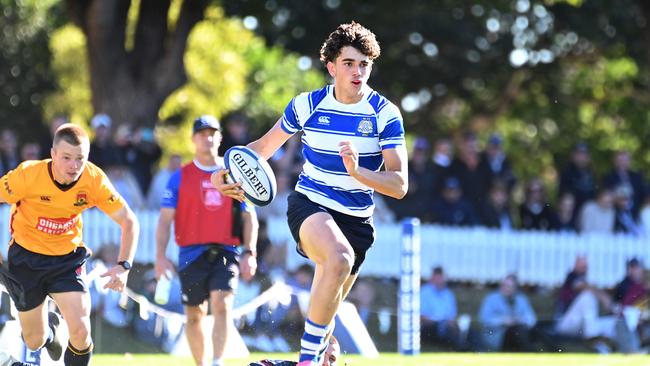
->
[614, 185, 642, 236]
[431, 177, 479, 226]
[146, 154, 182, 209]
[579, 189, 615, 234]
[558, 142, 597, 216]
[420, 266, 464, 350]
[20, 142, 41, 162]
[556, 193, 578, 232]
[555, 256, 618, 352]
[611, 258, 648, 353]
[602, 150, 645, 216]
[613, 258, 648, 308]
[449, 132, 485, 210]
[479, 181, 513, 230]
[478, 274, 536, 352]
[519, 178, 557, 231]
[479, 133, 516, 194]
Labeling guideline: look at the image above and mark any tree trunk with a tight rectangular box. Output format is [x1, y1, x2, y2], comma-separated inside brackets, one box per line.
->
[65, 0, 208, 128]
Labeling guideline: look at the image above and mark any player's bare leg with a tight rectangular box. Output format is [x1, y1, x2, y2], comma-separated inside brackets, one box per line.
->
[185, 302, 208, 366]
[209, 290, 233, 366]
[16, 302, 49, 351]
[51, 291, 92, 366]
[297, 212, 354, 364]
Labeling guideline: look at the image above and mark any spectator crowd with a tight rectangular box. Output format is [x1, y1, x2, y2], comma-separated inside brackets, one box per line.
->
[2, 115, 650, 237]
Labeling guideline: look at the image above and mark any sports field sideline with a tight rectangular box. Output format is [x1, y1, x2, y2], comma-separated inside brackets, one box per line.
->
[93, 353, 648, 366]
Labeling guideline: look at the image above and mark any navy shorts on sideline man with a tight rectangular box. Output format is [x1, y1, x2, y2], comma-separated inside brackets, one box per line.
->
[7, 243, 90, 312]
[178, 245, 240, 306]
[287, 191, 375, 274]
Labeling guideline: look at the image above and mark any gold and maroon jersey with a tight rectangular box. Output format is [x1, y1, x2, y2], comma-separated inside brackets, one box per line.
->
[0, 159, 125, 255]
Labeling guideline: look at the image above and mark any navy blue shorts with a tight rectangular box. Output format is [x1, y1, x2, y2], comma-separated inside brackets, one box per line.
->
[178, 246, 240, 306]
[287, 191, 375, 274]
[7, 243, 89, 312]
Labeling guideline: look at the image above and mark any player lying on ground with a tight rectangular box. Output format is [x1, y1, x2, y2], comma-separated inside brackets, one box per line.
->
[248, 336, 340, 366]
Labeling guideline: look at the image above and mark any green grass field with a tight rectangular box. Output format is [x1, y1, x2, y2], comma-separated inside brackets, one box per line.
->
[93, 353, 649, 366]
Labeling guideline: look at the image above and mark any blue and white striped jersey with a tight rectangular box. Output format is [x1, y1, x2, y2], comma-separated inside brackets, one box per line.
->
[280, 84, 405, 217]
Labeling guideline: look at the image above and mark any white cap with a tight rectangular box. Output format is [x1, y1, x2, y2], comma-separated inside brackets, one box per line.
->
[91, 113, 112, 129]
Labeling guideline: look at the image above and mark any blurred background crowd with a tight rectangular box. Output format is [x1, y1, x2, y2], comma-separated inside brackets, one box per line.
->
[2, 112, 649, 236]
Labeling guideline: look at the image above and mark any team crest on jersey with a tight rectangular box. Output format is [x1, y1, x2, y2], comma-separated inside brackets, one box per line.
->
[73, 191, 88, 207]
[357, 118, 374, 136]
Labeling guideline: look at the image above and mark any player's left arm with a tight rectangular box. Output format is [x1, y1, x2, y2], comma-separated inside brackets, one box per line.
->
[239, 207, 259, 281]
[340, 142, 408, 199]
[100, 205, 140, 291]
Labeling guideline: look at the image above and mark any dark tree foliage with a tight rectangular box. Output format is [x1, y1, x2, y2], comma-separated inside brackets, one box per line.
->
[0, 0, 64, 142]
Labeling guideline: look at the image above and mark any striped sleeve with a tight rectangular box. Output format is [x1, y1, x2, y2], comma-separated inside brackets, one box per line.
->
[281, 92, 312, 134]
[377, 102, 405, 149]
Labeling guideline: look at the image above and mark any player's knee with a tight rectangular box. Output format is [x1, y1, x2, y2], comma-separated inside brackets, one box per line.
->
[327, 250, 354, 279]
[67, 324, 91, 345]
[186, 312, 204, 326]
[22, 331, 47, 351]
[211, 296, 232, 315]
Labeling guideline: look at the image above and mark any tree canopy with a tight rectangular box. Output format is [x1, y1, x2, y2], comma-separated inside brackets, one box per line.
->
[2, 0, 650, 183]
[223, 0, 650, 180]
[44, 4, 323, 159]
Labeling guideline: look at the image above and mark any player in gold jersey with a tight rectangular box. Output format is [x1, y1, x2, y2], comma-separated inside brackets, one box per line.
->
[0, 123, 139, 366]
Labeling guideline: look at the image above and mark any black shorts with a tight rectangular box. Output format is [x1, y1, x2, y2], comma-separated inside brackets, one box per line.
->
[178, 246, 240, 306]
[287, 191, 375, 274]
[7, 243, 89, 312]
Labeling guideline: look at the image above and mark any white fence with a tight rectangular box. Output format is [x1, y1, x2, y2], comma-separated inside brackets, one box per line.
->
[1, 206, 648, 288]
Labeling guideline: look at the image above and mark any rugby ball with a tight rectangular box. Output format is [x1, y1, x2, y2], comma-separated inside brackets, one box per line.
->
[224, 145, 277, 207]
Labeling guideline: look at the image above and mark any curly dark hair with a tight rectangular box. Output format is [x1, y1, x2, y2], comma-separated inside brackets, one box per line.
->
[319, 21, 381, 64]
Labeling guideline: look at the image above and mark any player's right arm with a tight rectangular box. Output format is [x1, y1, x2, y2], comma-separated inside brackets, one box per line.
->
[155, 207, 176, 280]
[247, 119, 293, 160]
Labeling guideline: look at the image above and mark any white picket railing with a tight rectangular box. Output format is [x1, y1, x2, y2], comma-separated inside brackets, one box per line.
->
[1, 205, 648, 288]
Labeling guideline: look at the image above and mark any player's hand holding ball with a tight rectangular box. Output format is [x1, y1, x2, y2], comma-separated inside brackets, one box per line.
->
[211, 169, 245, 202]
[216, 145, 277, 207]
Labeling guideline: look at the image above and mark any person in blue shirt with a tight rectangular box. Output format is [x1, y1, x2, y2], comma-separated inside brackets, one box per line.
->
[213, 22, 408, 366]
[420, 266, 463, 350]
[478, 274, 536, 352]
